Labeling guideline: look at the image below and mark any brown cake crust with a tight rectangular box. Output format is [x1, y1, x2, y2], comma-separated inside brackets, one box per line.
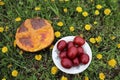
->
[15, 18, 54, 52]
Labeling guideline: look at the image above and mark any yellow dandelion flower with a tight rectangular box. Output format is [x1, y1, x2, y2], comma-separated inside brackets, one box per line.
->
[85, 24, 91, 31]
[76, 7, 82, 13]
[94, 21, 97, 25]
[89, 38, 96, 44]
[51, 66, 58, 75]
[50, 45, 54, 49]
[108, 59, 117, 68]
[57, 21, 63, 27]
[117, 44, 120, 48]
[69, 26, 75, 32]
[55, 31, 61, 38]
[0, 1, 5, 6]
[63, 8, 68, 13]
[96, 4, 102, 10]
[80, 34, 84, 38]
[95, 36, 102, 43]
[0, 27, 4, 32]
[2, 46, 8, 53]
[35, 7, 41, 11]
[99, 72, 105, 80]
[2, 78, 6, 80]
[15, 17, 21, 22]
[104, 8, 111, 15]
[110, 36, 116, 40]
[84, 76, 89, 80]
[12, 70, 18, 77]
[19, 50, 23, 55]
[35, 54, 42, 61]
[82, 11, 89, 17]
[13, 40, 16, 47]
[7, 64, 12, 68]
[96, 54, 102, 59]
[95, 10, 100, 15]
[61, 76, 68, 80]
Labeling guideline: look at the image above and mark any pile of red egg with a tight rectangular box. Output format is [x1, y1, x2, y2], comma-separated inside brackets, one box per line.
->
[57, 36, 90, 69]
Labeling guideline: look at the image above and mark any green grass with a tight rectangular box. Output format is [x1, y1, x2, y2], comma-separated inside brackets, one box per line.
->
[0, 0, 120, 80]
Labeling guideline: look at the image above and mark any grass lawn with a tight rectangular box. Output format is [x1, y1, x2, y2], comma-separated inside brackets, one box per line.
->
[0, 0, 120, 80]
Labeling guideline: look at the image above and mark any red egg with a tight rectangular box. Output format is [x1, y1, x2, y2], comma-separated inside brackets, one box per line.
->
[74, 36, 85, 46]
[77, 47, 84, 56]
[67, 46, 78, 59]
[73, 57, 80, 66]
[61, 58, 73, 69]
[67, 41, 74, 49]
[57, 40, 67, 51]
[79, 53, 89, 64]
[59, 51, 67, 59]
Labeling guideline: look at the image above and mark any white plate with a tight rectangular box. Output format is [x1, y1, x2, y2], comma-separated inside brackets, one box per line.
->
[52, 36, 92, 74]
